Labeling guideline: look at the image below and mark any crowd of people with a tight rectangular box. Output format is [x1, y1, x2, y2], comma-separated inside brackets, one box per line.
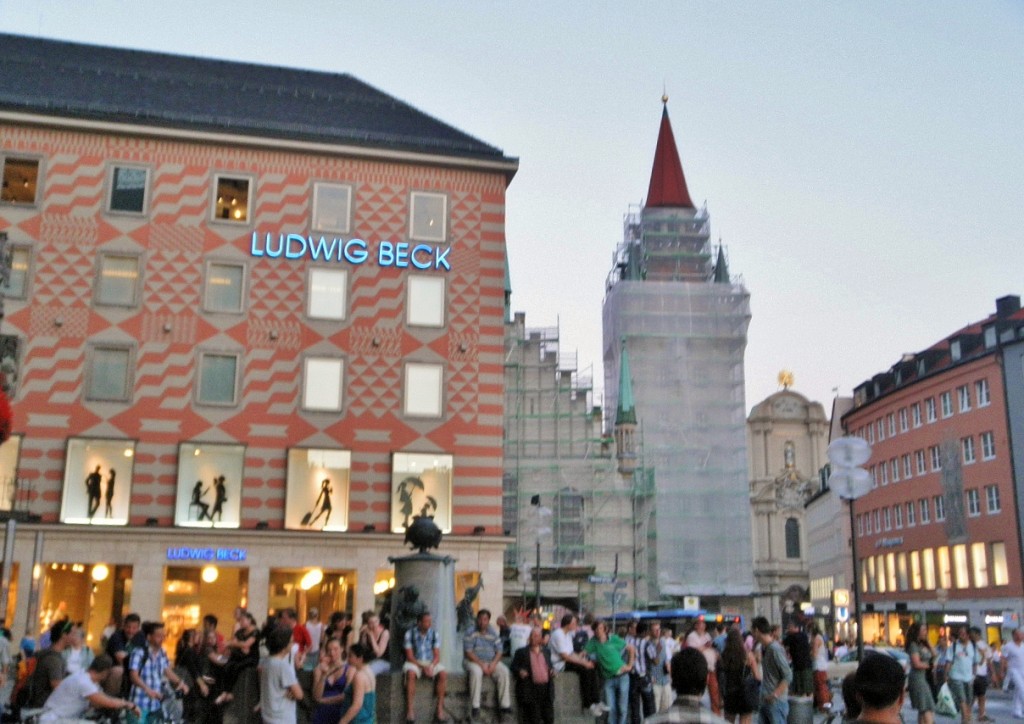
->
[5, 606, 1024, 724]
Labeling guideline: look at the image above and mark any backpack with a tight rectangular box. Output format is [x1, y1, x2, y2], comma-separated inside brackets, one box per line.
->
[572, 630, 589, 653]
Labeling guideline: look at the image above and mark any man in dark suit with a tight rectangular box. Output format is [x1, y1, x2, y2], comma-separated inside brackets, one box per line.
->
[511, 626, 554, 724]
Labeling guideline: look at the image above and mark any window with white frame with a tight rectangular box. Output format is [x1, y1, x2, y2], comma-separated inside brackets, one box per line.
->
[86, 345, 133, 402]
[887, 413, 896, 436]
[986, 485, 1001, 513]
[856, 514, 863, 537]
[312, 182, 352, 233]
[902, 454, 912, 479]
[934, 495, 946, 521]
[213, 175, 251, 222]
[95, 253, 141, 307]
[925, 398, 937, 423]
[880, 464, 888, 485]
[867, 425, 874, 444]
[870, 465, 877, 488]
[957, 385, 971, 412]
[404, 362, 444, 417]
[1, 156, 40, 205]
[911, 403, 922, 427]
[962, 436, 976, 465]
[865, 513, 872, 534]
[410, 192, 447, 242]
[976, 379, 991, 407]
[883, 507, 892, 530]
[930, 445, 942, 471]
[920, 498, 930, 524]
[915, 450, 926, 475]
[107, 165, 149, 214]
[407, 275, 446, 327]
[981, 431, 995, 460]
[877, 419, 885, 441]
[892, 459, 901, 482]
[894, 504, 902, 529]
[898, 408, 908, 432]
[873, 509, 881, 531]
[906, 501, 915, 526]
[2, 246, 30, 299]
[197, 351, 239, 405]
[307, 268, 348, 321]
[940, 391, 953, 418]
[204, 261, 245, 313]
[966, 488, 981, 517]
[303, 357, 344, 411]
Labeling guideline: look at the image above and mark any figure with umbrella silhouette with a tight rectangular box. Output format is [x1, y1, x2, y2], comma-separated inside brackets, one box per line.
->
[303, 478, 333, 528]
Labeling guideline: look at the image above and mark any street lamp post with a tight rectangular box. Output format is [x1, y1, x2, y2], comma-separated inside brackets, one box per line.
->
[828, 436, 873, 663]
[528, 494, 552, 612]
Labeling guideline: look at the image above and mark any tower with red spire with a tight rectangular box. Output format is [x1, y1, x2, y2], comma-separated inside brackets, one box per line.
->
[603, 98, 752, 609]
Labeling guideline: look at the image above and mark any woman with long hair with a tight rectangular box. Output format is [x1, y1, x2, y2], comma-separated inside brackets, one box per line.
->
[905, 621, 935, 724]
[338, 643, 377, 724]
[718, 628, 760, 724]
[312, 638, 350, 724]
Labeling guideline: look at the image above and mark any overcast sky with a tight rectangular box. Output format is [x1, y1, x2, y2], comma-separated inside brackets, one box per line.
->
[2, 1, 1022, 415]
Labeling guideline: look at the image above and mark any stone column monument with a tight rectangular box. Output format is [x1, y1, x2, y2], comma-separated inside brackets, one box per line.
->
[388, 515, 461, 672]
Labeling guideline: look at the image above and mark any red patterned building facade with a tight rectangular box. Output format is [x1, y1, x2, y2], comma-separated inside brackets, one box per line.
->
[0, 35, 515, 645]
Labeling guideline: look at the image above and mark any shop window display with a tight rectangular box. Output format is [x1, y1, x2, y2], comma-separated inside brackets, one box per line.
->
[60, 438, 136, 525]
[390, 452, 453, 534]
[174, 442, 244, 528]
[284, 448, 351, 531]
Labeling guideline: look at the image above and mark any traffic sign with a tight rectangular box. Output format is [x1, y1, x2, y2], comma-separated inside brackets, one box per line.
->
[588, 575, 613, 584]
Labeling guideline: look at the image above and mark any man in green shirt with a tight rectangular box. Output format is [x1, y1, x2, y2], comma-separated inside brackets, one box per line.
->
[584, 620, 634, 724]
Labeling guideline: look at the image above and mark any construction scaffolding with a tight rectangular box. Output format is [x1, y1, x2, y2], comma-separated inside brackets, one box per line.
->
[503, 313, 656, 615]
[603, 203, 753, 604]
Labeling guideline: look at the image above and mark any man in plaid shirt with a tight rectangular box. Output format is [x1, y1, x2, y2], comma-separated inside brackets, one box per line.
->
[128, 621, 188, 722]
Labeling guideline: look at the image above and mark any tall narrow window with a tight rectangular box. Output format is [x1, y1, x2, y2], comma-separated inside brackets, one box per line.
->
[906, 501, 915, 526]
[957, 385, 971, 412]
[785, 518, 800, 559]
[966, 488, 980, 517]
[981, 431, 995, 460]
[952, 544, 969, 589]
[902, 454, 912, 479]
[894, 504, 903, 529]
[972, 542, 988, 588]
[937, 546, 952, 589]
[940, 391, 953, 418]
[962, 437, 976, 465]
[930, 446, 942, 471]
[2, 247, 29, 299]
[910, 551, 922, 590]
[915, 450, 926, 475]
[920, 498, 930, 524]
[992, 542, 1009, 585]
[911, 403, 922, 427]
[986, 485, 1001, 513]
[554, 488, 585, 565]
[921, 548, 936, 590]
[925, 398, 937, 423]
[934, 495, 946, 521]
[898, 408, 908, 432]
[976, 379, 991, 407]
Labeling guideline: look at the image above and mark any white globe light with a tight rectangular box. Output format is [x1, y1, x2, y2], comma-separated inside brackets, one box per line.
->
[201, 566, 219, 583]
[827, 437, 872, 468]
[91, 564, 110, 582]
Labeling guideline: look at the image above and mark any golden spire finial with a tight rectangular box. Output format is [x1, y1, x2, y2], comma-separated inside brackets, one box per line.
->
[662, 82, 668, 105]
[778, 370, 795, 390]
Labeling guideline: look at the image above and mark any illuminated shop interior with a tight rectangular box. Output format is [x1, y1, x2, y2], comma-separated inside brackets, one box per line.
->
[162, 566, 248, 654]
[268, 568, 353, 622]
[38, 563, 131, 650]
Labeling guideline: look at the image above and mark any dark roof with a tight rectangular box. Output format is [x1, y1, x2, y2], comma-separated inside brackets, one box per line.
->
[0, 34, 514, 165]
[646, 104, 694, 209]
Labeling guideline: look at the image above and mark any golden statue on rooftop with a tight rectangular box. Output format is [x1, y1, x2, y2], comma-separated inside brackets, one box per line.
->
[778, 370, 794, 390]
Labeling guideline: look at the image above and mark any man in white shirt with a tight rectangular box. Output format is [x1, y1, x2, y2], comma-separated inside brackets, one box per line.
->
[549, 613, 604, 715]
[686, 619, 721, 715]
[1002, 628, 1024, 719]
[39, 655, 139, 723]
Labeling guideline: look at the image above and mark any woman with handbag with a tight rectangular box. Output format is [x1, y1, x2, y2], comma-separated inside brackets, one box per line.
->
[718, 628, 761, 724]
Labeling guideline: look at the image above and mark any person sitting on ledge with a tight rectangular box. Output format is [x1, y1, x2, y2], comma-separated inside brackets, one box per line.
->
[403, 610, 448, 723]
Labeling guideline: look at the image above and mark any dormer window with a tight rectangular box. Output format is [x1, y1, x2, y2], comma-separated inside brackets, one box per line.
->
[984, 326, 997, 348]
[950, 340, 961, 362]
